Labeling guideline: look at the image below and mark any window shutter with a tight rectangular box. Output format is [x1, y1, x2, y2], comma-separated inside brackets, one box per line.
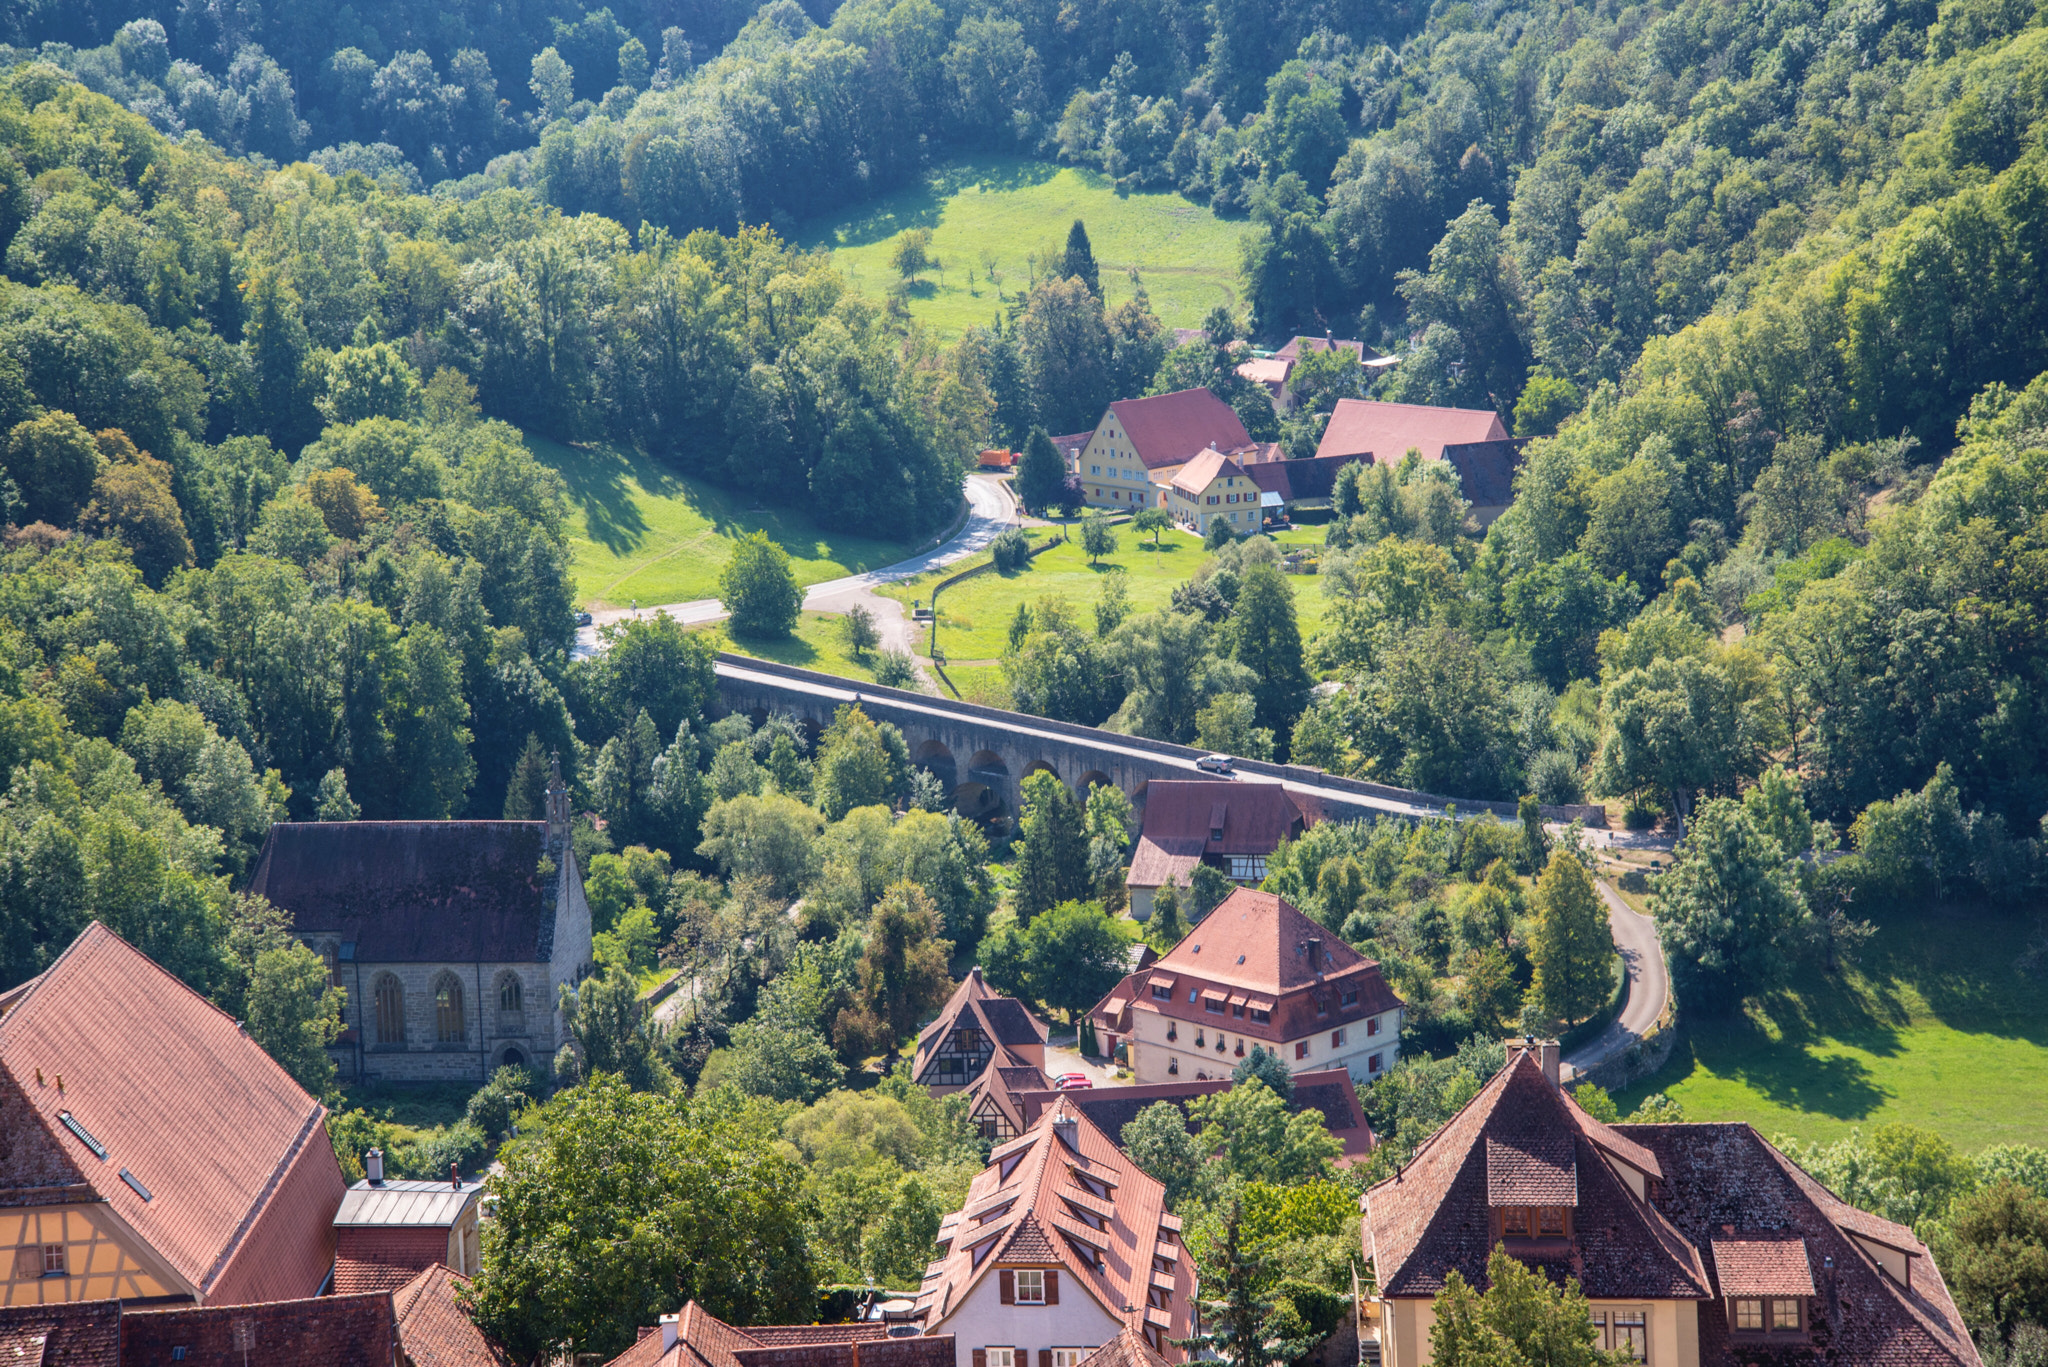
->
[1000, 1270, 1015, 1304]
[973, 1352, 986, 1367]
[1045, 1270, 1059, 1305]
[1039, 1352, 1052, 1367]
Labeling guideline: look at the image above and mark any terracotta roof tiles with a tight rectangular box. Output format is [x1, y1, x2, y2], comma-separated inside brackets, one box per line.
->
[393, 1265, 514, 1367]
[1711, 1238, 1817, 1297]
[1107, 389, 1253, 470]
[121, 1291, 397, 1366]
[0, 1301, 120, 1367]
[1314, 399, 1507, 464]
[0, 923, 345, 1304]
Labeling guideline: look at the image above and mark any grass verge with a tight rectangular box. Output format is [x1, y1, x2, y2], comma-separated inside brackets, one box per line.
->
[694, 611, 922, 689]
[878, 525, 1332, 661]
[1617, 900, 2048, 1150]
[798, 158, 1249, 340]
[525, 432, 918, 609]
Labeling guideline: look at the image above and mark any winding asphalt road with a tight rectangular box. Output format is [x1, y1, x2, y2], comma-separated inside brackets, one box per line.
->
[1559, 878, 1671, 1085]
[571, 474, 1019, 662]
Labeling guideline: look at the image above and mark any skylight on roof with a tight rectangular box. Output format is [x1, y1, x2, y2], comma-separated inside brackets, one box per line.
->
[59, 1111, 107, 1160]
[120, 1169, 152, 1201]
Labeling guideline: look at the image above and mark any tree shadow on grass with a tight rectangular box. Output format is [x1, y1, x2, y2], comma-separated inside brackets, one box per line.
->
[800, 159, 1066, 250]
[1666, 1003, 1894, 1123]
[530, 436, 663, 557]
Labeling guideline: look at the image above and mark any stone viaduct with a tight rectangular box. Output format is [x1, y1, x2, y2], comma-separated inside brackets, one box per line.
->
[711, 655, 1606, 827]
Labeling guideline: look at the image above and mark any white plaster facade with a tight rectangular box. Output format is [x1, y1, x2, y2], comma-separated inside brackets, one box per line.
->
[1123, 1002, 1403, 1087]
[929, 1267, 1125, 1367]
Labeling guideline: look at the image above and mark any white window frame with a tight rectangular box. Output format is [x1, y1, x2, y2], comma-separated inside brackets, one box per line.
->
[1053, 1350, 1092, 1367]
[1015, 1269, 1046, 1304]
[987, 1349, 1016, 1367]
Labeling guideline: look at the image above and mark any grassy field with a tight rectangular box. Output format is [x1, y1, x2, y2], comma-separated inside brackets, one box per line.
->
[525, 433, 920, 609]
[694, 611, 922, 688]
[878, 520, 1331, 663]
[1617, 901, 2048, 1151]
[798, 158, 1249, 340]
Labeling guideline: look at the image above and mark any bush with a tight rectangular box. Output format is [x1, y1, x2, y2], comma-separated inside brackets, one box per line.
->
[397, 1120, 492, 1179]
[1618, 869, 1649, 893]
[873, 649, 917, 689]
[1205, 518, 1236, 550]
[990, 527, 1031, 572]
[1527, 748, 1584, 804]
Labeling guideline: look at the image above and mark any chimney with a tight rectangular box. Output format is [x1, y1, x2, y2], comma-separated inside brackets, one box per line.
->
[1508, 1036, 1561, 1088]
[660, 1314, 681, 1351]
[451, 1162, 461, 1189]
[365, 1148, 384, 1185]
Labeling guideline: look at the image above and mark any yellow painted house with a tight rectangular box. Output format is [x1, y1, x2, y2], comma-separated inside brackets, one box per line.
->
[0, 923, 346, 1308]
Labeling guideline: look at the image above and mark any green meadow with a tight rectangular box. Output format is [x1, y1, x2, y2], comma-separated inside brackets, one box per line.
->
[525, 434, 918, 609]
[1618, 900, 2048, 1151]
[798, 158, 1248, 340]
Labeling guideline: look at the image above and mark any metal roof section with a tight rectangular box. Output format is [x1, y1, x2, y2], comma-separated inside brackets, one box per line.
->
[335, 1179, 482, 1227]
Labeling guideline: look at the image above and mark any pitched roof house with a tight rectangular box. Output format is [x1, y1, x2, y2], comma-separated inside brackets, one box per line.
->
[245, 771, 594, 1084]
[392, 1265, 515, 1367]
[0, 923, 347, 1309]
[1069, 389, 1254, 514]
[1123, 781, 1319, 918]
[1361, 1043, 1983, 1367]
[914, 1100, 1197, 1366]
[601, 1302, 952, 1367]
[1165, 449, 1270, 536]
[1013, 1068, 1375, 1165]
[331, 1162, 485, 1294]
[913, 971, 1048, 1097]
[1089, 889, 1403, 1086]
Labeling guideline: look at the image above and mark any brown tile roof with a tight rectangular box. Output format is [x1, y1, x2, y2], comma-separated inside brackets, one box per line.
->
[914, 970, 1046, 1082]
[1134, 781, 1317, 859]
[1104, 889, 1401, 1045]
[245, 821, 559, 963]
[1237, 358, 1292, 388]
[0, 924, 345, 1304]
[392, 1265, 512, 1367]
[1442, 440, 1524, 507]
[0, 1301, 120, 1367]
[1274, 337, 1367, 363]
[1315, 399, 1506, 464]
[1485, 1132, 1577, 1205]
[1107, 389, 1252, 471]
[1125, 839, 1203, 891]
[1166, 448, 1250, 496]
[962, 1047, 1048, 1136]
[1710, 1238, 1816, 1297]
[1361, 1049, 1710, 1301]
[1076, 1325, 1171, 1367]
[121, 1292, 397, 1366]
[917, 1103, 1194, 1358]
[734, 1336, 956, 1367]
[1621, 1123, 1981, 1367]
[740, 1326, 891, 1347]
[1244, 455, 1356, 505]
[1016, 1069, 1374, 1164]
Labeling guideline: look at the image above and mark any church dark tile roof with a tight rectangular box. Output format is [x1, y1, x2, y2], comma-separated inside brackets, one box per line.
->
[246, 822, 559, 962]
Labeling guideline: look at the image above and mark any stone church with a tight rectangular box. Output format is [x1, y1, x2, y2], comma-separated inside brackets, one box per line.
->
[245, 765, 594, 1084]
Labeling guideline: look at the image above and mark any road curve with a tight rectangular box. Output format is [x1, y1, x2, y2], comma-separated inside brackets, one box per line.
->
[1560, 877, 1671, 1086]
[572, 475, 1018, 660]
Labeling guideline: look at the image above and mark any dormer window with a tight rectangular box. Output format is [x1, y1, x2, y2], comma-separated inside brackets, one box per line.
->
[1499, 1206, 1573, 1240]
[1153, 985, 1172, 1000]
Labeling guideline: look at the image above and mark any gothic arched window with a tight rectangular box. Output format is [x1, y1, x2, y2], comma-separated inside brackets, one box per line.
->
[375, 976, 405, 1045]
[435, 975, 466, 1044]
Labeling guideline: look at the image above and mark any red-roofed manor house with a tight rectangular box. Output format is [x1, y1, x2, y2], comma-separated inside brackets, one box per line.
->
[1089, 889, 1403, 1086]
[1069, 389, 1253, 513]
[245, 762, 594, 1085]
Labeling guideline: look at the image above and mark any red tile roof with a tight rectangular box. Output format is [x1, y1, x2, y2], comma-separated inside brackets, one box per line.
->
[392, 1265, 513, 1367]
[0, 1301, 120, 1367]
[1015, 1068, 1375, 1164]
[600, 1307, 903, 1367]
[918, 1103, 1194, 1357]
[1135, 781, 1316, 858]
[245, 822, 559, 962]
[334, 1221, 450, 1294]
[914, 970, 1046, 1084]
[1075, 1326, 1171, 1367]
[1314, 399, 1506, 464]
[0, 923, 345, 1304]
[120, 1291, 397, 1366]
[1106, 389, 1252, 470]
[1710, 1239, 1816, 1297]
